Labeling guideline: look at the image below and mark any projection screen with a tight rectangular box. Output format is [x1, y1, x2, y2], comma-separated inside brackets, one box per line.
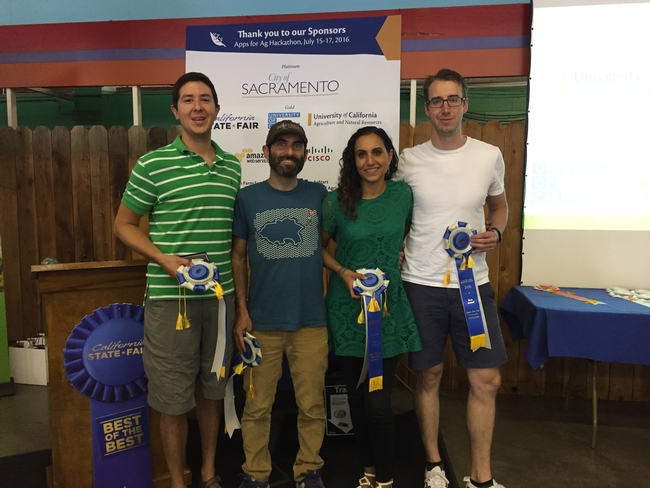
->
[522, 0, 650, 288]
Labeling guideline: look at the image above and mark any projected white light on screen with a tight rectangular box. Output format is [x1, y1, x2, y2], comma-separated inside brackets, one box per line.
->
[526, 1, 650, 232]
[522, 0, 650, 289]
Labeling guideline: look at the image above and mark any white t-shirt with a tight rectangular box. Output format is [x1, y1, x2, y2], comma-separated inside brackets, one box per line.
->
[396, 136, 505, 288]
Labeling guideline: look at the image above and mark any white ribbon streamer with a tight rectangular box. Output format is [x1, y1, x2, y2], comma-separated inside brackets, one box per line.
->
[210, 297, 228, 376]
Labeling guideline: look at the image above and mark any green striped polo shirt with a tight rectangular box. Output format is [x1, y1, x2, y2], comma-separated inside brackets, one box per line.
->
[122, 135, 241, 300]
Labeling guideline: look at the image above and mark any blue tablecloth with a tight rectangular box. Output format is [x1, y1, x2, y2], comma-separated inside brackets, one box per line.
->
[500, 286, 650, 369]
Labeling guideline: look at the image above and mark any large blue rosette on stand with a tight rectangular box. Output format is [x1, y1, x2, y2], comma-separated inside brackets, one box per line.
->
[63, 303, 152, 488]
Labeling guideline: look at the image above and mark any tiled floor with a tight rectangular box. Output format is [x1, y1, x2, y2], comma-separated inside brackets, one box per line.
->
[1, 383, 649, 487]
[0, 384, 49, 458]
[436, 389, 650, 487]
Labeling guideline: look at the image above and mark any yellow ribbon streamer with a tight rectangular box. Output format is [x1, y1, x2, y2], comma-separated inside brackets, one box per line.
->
[369, 376, 383, 392]
[176, 287, 190, 330]
[470, 333, 486, 350]
[214, 282, 224, 300]
[443, 256, 451, 286]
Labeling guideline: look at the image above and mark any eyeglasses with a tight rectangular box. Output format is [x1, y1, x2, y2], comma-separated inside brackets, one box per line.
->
[426, 96, 466, 109]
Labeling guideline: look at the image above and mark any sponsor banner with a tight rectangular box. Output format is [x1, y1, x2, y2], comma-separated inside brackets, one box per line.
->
[186, 15, 401, 188]
[187, 17, 385, 55]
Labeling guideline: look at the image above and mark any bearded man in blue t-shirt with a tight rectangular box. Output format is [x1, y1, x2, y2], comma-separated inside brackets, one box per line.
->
[231, 120, 328, 488]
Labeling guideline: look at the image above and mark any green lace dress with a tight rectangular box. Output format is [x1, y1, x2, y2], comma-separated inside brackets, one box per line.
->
[322, 180, 422, 358]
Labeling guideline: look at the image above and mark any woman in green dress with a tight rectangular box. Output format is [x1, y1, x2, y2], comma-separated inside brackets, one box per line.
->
[321, 126, 421, 488]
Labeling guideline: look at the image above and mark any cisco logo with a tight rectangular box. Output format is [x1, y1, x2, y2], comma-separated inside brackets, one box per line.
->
[307, 145, 333, 162]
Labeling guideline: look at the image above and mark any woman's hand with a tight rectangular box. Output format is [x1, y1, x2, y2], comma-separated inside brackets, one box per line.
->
[340, 268, 368, 299]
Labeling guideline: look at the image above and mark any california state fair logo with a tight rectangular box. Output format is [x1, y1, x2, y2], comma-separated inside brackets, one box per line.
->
[64, 304, 147, 402]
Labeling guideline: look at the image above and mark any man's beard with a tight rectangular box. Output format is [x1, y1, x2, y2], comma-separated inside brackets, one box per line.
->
[268, 153, 305, 177]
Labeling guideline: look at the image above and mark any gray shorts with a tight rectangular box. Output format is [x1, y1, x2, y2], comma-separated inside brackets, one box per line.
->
[404, 282, 507, 370]
[143, 293, 235, 415]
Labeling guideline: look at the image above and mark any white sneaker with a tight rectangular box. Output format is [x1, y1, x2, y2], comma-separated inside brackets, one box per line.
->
[424, 466, 449, 488]
[463, 476, 505, 488]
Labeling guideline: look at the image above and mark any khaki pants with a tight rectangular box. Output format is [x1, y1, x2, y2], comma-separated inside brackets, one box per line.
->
[242, 326, 328, 480]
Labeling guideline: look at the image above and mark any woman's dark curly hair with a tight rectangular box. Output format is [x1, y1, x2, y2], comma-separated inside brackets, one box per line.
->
[337, 126, 399, 220]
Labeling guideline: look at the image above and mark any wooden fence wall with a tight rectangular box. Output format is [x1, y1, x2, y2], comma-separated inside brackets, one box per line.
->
[0, 125, 180, 340]
[1, 122, 648, 402]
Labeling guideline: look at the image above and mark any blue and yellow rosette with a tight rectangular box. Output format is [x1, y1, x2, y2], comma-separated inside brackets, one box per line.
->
[224, 332, 262, 437]
[353, 268, 389, 392]
[176, 259, 225, 329]
[443, 222, 491, 351]
[176, 259, 229, 379]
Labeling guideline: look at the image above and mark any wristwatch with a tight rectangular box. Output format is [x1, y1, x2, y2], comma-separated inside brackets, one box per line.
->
[489, 227, 502, 243]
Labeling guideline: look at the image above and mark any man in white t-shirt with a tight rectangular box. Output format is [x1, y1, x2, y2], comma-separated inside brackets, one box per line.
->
[396, 69, 508, 488]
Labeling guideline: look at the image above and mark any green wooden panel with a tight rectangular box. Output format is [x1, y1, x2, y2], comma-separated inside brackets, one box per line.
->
[3, 86, 527, 129]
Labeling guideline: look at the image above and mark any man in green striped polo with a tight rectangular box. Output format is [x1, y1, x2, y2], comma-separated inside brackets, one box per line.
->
[114, 72, 240, 488]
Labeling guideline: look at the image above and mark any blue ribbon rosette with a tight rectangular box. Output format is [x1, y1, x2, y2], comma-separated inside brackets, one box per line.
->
[443, 222, 491, 351]
[353, 268, 390, 392]
[176, 259, 230, 378]
[224, 332, 262, 436]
